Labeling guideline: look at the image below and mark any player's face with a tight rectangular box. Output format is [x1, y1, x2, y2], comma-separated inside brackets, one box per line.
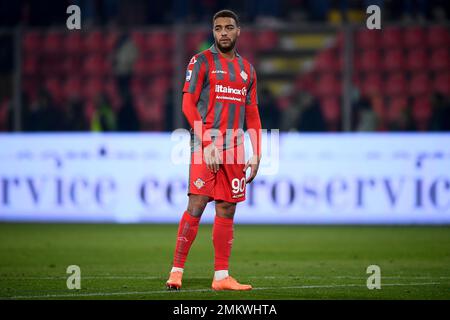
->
[213, 17, 240, 53]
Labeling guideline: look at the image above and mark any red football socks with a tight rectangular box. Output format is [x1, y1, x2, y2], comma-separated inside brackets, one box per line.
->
[212, 215, 234, 271]
[172, 211, 201, 268]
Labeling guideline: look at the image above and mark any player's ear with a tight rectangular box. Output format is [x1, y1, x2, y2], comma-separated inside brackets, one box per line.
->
[237, 26, 240, 37]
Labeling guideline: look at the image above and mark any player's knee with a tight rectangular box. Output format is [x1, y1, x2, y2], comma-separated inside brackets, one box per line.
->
[187, 195, 209, 218]
[215, 202, 236, 219]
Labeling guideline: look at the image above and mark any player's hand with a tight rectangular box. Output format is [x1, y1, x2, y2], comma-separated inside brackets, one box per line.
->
[243, 155, 261, 184]
[204, 143, 221, 173]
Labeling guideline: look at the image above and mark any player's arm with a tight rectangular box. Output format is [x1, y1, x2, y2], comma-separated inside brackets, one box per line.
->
[182, 56, 220, 173]
[243, 67, 262, 184]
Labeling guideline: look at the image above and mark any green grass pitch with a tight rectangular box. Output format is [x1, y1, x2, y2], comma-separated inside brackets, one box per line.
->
[0, 223, 449, 300]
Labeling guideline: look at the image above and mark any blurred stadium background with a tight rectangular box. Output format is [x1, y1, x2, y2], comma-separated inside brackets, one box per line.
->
[0, 0, 449, 300]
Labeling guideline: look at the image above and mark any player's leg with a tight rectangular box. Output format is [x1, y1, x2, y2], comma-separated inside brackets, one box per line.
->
[167, 144, 214, 290]
[166, 194, 209, 290]
[211, 145, 251, 290]
[211, 200, 251, 290]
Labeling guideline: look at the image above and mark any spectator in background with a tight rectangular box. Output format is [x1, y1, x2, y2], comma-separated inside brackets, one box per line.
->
[0, 98, 11, 131]
[112, 33, 138, 101]
[258, 87, 280, 130]
[282, 91, 326, 132]
[429, 92, 450, 131]
[297, 93, 326, 131]
[23, 87, 64, 131]
[117, 95, 139, 131]
[90, 94, 117, 132]
[353, 94, 378, 131]
[386, 97, 416, 132]
[64, 96, 89, 131]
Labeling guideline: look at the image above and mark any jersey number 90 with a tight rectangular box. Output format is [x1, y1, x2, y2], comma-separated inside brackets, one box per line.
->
[231, 178, 246, 194]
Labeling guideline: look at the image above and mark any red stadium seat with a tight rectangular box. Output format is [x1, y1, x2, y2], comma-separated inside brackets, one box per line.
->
[64, 32, 84, 55]
[237, 31, 255, 52]
[148, 77, 170, 100]
[131, 31, 146, 52]
[130, 77, 147, 96]
[406, 48, 428, 71]
[61, 56, 82, 75]
[165, 33, 175, 51]
[361, 72, 383, 96]
[403, 27, 426, 49]
[384, 73, 407, 96]
[409, 72, 431, 97]
[84, 31, 105, 53]
[105, 31, 119, 52]
[355, 29, 380, 49]
[412, 96, 432, 131]
[0, 98, 9, 130]
[320, 97, 340, 130]
[387, 96, 409, 124]
[22, 55, 39, 76]
[144, 31, 167, 52]
[315, 48, 342, 72]
[82, 77, 104, 100]
[133, 58, 151, 76]
[22, 77, 39, 101]
[430, 48, 449, 71]
[22, 31, 41, 53]
[63, 76, 82, 99]
[44, 76, 64, 105]
[315, 73, 341, 97]
[427, 25, 449, 48]
[185, 31, 209, 54]
[147, 52, 172, 74]
[134, 94, 164, 131]
[256, 30, 278, 51]
[382, 49, 405, 71]
[238, 49, 256, 65]
[334, 32, 345, 49]
[41, 55, 62, 76]
[82, 54, 110, 76]
[356, 49, 381, 72]
[43, 32, 64, 54]
[380, 26, 403, 48]
[433, 72, 450, 95]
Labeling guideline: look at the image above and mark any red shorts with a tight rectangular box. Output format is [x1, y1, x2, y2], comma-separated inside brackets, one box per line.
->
[188, 144, 246, 203]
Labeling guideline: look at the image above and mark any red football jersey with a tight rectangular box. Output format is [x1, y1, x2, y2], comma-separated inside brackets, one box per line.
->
[183, 44, 258, 150]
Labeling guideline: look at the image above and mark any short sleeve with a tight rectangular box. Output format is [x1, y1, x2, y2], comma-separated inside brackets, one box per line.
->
[183, 55, 207, 100]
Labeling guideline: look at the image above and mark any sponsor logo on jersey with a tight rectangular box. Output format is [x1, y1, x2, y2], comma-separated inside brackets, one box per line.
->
[215, 84, 248, 96]
[212, 70, 227, 74]
[240, 70, 248, 81]
[193, 178, 205, 189]
[186, 70, 192, 81]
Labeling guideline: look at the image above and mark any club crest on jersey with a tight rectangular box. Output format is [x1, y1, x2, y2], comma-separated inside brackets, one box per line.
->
[193, 178, 205, 189]
[240, 70, 248, 81]
[186, 70, 192, 81]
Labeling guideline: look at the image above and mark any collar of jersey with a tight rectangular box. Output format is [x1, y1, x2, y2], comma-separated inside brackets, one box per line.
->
[209, 44, 241, 57]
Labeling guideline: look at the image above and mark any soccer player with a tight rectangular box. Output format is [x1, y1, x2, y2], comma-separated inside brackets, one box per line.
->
[166, 9, 262, 291]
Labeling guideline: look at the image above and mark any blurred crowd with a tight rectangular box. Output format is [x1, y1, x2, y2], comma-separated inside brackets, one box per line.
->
[0, 0, 448, 27]
[0, 0, 448, 133]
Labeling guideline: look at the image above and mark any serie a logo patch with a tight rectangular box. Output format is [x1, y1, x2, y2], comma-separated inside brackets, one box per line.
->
[186, 70, 192, 81]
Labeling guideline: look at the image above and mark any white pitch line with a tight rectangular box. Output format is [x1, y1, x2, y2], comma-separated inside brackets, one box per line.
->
[4, 275, 449, 280]
[0, 282, 442, 300]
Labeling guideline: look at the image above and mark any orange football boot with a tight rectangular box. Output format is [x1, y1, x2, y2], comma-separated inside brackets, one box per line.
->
[166, 271, 183, 290]
[211, 276, 252, 291]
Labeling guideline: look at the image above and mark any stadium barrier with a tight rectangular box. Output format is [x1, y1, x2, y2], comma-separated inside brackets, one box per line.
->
[0, 132, 449, 224]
